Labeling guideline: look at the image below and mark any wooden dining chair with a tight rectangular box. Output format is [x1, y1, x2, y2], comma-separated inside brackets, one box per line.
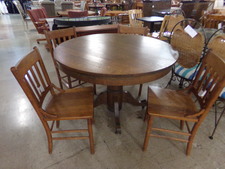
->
[45, 27, 78, 89]
[143, 50, 225, 155]
[167, 19, 206, 88]
[157, 14, 184, 41]
[11, 47, 95, 154]
[128, 9, 143, 27]
[206, 29, 225, 139]
[27, 8, 49, 43]
[117, 24, 149, 35]
[117, 24, 150, 97]
[45, 28, 97, 93]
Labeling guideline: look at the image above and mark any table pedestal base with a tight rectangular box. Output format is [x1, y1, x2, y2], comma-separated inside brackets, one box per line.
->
[94, 86, 146, 134]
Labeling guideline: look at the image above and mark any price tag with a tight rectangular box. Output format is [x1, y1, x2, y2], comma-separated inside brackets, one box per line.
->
[184, 25, 198, 38]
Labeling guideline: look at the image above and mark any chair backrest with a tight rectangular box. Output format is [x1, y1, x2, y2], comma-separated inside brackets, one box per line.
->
[170, 19, 205, 68]
[61, 1, 73, 11]
[27, 8, 48, 33]
[159, 14, 184, 38]
[41, 1, 56, 17]
[44, 27, 77, 62]
[11, 47, 54, 119]
[68, 10, 88, 18]
[207, 28, 225, 59]
[190, 50, 225, 115]
[202, 14, 225, 29]
[118, 25, 149, 36]
[100, 7, 107, 16]
[128, 9, 143, 27]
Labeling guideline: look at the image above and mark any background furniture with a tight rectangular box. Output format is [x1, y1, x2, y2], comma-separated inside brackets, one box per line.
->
[41, 1, 56, 17]
[53, 16, 111, 29]
[11, 47, 95, 154]
[143, 50, 225, 155]
[206, 29, 225, 139]
[13, 0, 30, 30]
[118, 24, 149, 35]
[128, 9, 143, 27]
[54, 34, 178, 133]
[137, 16, 164, 32]
[61, 1, 74, 11]
[68, 10, 88, 17]
[45, 27, 80, 89]
[167, 19, 206, 88]
[27, 8, 49, 43]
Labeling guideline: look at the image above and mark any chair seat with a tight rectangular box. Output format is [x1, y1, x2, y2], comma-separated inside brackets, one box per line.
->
[45, 87, 93, 120]
[174, 63, 199, 80]
[148, 86, 199, 121]
[219, 87, 225, 99]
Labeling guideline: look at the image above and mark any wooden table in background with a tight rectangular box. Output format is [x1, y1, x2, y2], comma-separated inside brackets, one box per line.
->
[57, 10, 96, 17]
[54, 34, 178, 133]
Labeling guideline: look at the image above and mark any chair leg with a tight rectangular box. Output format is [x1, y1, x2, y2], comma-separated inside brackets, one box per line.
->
[209, 105, 225, 139]
[43, 121, 53, 154]
[87, 119, 95, 154]
[56, 121, 60, 128]
[143, 115, 154, 151]
[166, 68, 175, 88]
[138, 84, 143, 98]
[180, 120, 184, 130]
[56, 68, 63, 89]
[186, 121, 201, 156]
[93, 84, 97, 95]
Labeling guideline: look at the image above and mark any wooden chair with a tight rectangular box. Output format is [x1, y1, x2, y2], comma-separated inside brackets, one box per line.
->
[157, 14, 184, 41]
[143, 50, 225, 155]
[45, 27, 78, 89]
[45, 27, 97, 93]
[117, 24, 149, 97]
[11, 47, 94, 154]
[202, 14, 225, 29]
[117, 24, 149, 35]
[68, 10, 88, 18]
[27, 8, 49, 43]
[206, 29, 225, 139]
[128, 9, 143, 27]
[167, 19, 206, 88]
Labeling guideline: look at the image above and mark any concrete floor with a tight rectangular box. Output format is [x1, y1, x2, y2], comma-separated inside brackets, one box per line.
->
[0, 14, 225, 169]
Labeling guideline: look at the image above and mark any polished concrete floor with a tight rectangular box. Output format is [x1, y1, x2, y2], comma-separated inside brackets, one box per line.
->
[0, 14, 225, 169]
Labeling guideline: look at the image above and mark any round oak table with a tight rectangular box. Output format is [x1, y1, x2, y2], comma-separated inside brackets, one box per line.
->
[54, 34, 178, 133]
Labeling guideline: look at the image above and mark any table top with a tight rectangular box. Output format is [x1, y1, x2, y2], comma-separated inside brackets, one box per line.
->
[137, 16, 164, 23]
[53, 16, 111, 27]
[54, 34, 178, 86]
[57, 10, 95, 17]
